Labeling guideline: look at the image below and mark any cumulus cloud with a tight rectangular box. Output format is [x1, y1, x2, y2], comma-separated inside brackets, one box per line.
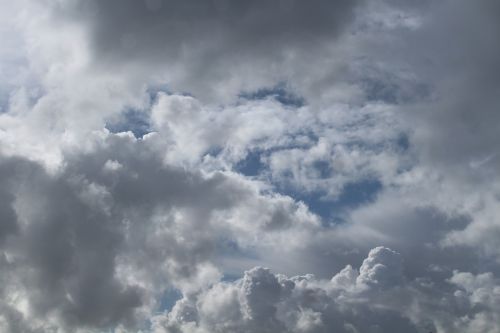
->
[153, 247, 500, 333]
[152, 247, 412, 333]
[0, 131, 325, 331]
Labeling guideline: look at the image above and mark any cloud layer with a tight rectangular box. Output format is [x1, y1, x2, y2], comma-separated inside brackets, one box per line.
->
[1, 0, 500, 332]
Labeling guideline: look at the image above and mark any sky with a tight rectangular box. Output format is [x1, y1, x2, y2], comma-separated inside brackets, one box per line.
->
[0, 0, 500, 332]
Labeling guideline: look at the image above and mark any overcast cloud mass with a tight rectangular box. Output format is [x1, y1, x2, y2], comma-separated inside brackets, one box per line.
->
[1, 0, 500, 332]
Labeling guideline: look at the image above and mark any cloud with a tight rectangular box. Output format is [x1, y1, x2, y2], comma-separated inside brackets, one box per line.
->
[44, 0, 362, 101]
[1, 0, 500, 332]
[0, 131, 325, 331]
[154, 247, 482, 333]
[357, 246, 404, 289]
[153, 247, 500, 333]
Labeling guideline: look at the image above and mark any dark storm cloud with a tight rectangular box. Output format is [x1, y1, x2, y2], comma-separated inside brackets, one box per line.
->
[0, 159, 21, 245]
[406, 1, 500, 173]
[358, 0, 500, 177]
[0, 134, 257, 331]
[64, 0, 360, 62]
[44, 0, 363, 100]
[0, 153, 144, 330]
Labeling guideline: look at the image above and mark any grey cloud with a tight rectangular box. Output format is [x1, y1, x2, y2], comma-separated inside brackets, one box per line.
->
[77, 0, 358, 55]
[250, 191, 485, 287]
[0, 302, 45, 333]
[353, 0, 500, 178]
[42, 0, 363, 100]
[0, 138, 228, 330]
[0, 159, 21, 245]
[406, 0, 500, 175]
[0, 131, 327, 332]
[1, 153, 144, 330]
[362, 0, 500, 260]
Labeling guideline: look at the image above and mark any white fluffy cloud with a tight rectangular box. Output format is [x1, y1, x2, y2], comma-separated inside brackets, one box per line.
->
[153, 247, 500, 333]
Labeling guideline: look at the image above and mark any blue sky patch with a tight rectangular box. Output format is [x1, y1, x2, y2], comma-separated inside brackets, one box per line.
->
[158, 288, 183, 312]
[239, 84, 305, 107]
[280, 178, 383, 223]
[234, 150, 265, 176]
[106, 109, 151, 138]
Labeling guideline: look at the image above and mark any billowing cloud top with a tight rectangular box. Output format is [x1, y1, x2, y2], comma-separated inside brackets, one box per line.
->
[1, 0, 500, 332]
